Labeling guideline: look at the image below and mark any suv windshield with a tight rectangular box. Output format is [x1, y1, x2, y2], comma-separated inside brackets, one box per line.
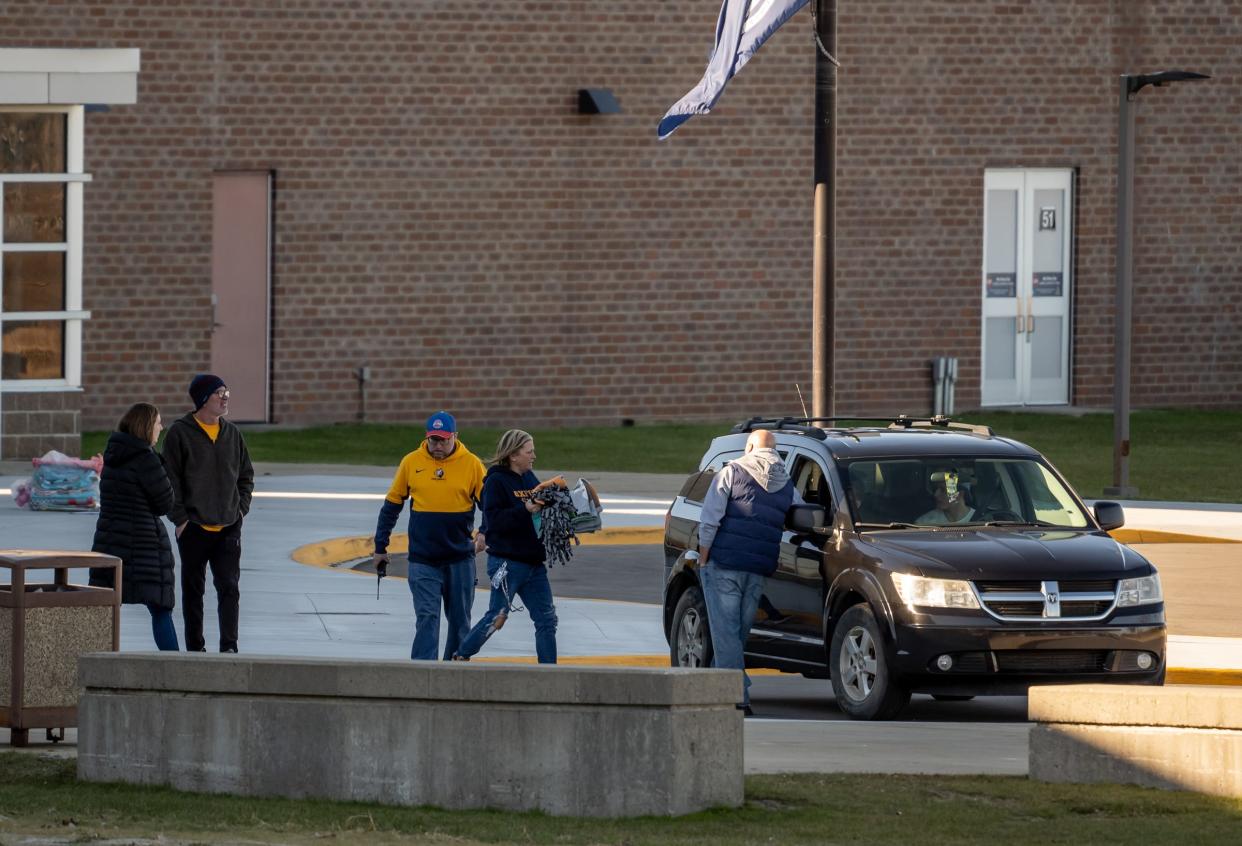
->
[840, 457, 1090, 529]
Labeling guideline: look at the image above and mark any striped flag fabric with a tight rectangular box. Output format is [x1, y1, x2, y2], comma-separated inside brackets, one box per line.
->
[658, 0, 809, 140]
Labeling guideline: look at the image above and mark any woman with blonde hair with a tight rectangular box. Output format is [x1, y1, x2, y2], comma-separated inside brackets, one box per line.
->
[89, 402, 179, 650]
[453, 429, 558, 663]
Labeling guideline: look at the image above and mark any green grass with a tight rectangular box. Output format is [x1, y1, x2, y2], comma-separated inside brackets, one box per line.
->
[81, 410, 1242, 502]
[82, 422, 729, 476]
[2, 753, 1240, 845]
[968, 409, 1242, 502]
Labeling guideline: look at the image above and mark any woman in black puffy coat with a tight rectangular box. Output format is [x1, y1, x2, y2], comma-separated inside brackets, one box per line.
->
[89, 403, 179, 650]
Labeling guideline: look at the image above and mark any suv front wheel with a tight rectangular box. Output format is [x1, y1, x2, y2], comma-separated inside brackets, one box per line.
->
[670, 585, 713, 668]
[829, 603, 911, 720]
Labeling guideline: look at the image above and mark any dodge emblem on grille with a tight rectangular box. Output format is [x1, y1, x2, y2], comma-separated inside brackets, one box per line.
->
[1041, 581, 1062, 618]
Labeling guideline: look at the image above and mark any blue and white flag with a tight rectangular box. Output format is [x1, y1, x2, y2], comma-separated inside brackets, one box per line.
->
[658, 0, 809, 140]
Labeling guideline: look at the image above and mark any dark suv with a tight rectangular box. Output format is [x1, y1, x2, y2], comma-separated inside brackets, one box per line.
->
[662, 416, 1165, 719]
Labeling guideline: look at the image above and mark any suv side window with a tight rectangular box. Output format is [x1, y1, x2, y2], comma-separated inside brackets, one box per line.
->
[790, 455, 833, 507]
[681, 450, 743, 503]
[681, 447, 791, 503]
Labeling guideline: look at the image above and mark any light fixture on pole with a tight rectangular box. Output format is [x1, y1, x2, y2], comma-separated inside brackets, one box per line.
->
[1103, 70, 1209, 499]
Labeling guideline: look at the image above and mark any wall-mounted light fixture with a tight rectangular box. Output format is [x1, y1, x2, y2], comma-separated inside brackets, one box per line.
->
[577, 88, 621, 115]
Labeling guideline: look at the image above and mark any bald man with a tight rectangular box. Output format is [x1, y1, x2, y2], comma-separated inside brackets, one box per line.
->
[697, 429, 802, 714]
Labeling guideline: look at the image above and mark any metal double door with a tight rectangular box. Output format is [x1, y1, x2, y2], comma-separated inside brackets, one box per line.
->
[981, 169, 1073, 406]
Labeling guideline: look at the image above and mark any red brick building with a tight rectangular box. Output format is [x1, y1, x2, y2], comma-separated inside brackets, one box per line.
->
[0, 1, 1238, 457]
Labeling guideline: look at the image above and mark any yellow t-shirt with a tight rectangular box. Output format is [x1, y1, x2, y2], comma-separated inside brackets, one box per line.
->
[194, 418, 225, 532]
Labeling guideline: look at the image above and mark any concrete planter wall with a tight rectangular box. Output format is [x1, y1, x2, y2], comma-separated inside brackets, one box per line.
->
[1030, 684, 1242, 798]
[77, 654, 744, 817]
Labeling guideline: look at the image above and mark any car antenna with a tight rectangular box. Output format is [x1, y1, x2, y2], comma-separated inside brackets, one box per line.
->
[795, 383, 809, 419]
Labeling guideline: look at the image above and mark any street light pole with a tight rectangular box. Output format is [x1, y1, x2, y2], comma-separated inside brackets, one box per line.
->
[811, 0, 837, 419]
[1104, 70, 1208, 499]
[1108, 74, 1138, 498]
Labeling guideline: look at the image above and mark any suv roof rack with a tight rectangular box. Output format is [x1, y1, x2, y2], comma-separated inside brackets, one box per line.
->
[732, 415, 994, 439]
[732, 416, 830, 440]
[887, 415, 994, 437]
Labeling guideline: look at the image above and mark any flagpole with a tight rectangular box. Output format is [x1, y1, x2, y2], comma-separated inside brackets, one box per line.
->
[811, 0, 837, 419]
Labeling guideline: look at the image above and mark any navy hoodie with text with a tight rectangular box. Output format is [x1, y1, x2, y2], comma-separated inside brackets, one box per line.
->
[481, 464, 546, 567]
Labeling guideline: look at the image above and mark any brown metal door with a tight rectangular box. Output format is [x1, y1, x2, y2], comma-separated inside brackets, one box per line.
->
[210, 172, 271, 422]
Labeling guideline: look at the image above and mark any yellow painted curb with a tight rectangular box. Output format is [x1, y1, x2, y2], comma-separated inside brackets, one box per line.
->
[292, 535, 398, 569]
[1167, 668, 1242, 686]
[293, 527, 663, 570]
[1108, 529, 1241, 545]
[580, 526, 664, 546]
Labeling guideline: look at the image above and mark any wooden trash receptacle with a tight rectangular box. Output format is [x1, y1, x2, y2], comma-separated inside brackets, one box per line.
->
[0, 550, 121, 747]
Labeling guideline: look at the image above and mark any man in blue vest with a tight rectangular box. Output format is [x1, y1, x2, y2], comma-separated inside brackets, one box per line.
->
[697, 429, 801, 715]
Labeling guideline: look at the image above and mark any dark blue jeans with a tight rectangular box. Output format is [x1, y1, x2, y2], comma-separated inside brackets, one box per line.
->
[456, 556, 558, 664]
[146, 603, 179, 651]
[408, 557, 476, 660]
[700, 564, 765, 706]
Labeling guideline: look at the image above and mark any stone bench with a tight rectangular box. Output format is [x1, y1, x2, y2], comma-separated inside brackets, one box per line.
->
[1029, 684, 1242, 797]
[76, 654, 743, 817]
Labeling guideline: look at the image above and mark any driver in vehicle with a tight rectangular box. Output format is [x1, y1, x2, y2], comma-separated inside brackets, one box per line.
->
[916, 470, 976, 525]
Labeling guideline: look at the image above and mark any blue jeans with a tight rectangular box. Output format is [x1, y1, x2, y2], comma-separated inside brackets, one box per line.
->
[146, 604, 179, 651]
[700, 565, 765, 706]
[455, 556, 558, 664]
[408, 557, 476, 660]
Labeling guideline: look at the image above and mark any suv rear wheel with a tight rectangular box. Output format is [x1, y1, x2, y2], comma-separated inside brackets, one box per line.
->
[829, 603, 911, 720]
[670, 585, 713, 668]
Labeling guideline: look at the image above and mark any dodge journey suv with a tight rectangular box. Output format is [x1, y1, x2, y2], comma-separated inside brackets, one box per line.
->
[662, 416, 1166, 719]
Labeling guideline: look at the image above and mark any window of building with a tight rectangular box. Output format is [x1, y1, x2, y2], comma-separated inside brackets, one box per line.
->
[0, 107, 90, 388]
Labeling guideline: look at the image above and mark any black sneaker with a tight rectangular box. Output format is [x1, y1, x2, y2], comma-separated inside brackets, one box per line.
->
[221, 647, 238, 654]
[736, 704, 754, 717]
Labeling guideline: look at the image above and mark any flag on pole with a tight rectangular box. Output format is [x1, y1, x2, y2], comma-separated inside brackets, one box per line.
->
[658, 0, 810, 140]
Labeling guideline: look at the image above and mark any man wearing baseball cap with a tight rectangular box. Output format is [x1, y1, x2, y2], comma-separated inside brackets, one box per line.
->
[162, 373, 254, 653]
[373, 411, 486, 660]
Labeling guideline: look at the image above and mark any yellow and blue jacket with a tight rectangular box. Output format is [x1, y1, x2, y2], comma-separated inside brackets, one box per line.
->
[374, 440, 485, 566]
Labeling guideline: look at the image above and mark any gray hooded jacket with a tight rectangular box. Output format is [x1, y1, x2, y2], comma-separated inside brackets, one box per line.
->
[698, 447, 803, 551]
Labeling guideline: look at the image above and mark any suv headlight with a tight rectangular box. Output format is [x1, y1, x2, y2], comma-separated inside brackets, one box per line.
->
[891, 573, 980, 610]
[1117, 573, 1163, 607]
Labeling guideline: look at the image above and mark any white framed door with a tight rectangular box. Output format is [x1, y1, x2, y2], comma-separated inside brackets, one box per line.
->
[980, 169, 1072, 406]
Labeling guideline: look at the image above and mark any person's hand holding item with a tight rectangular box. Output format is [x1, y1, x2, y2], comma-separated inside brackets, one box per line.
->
[372, 552, 389, 577]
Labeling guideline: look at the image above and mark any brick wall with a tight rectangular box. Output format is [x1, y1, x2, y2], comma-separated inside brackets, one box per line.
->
[0, 391, 82, 460]
[0, 0, 1237, 431]
[835, 0, 1241, 412]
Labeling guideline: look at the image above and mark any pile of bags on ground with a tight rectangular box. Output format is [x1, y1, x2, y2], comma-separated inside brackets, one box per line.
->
[10, 450, 103, 511]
